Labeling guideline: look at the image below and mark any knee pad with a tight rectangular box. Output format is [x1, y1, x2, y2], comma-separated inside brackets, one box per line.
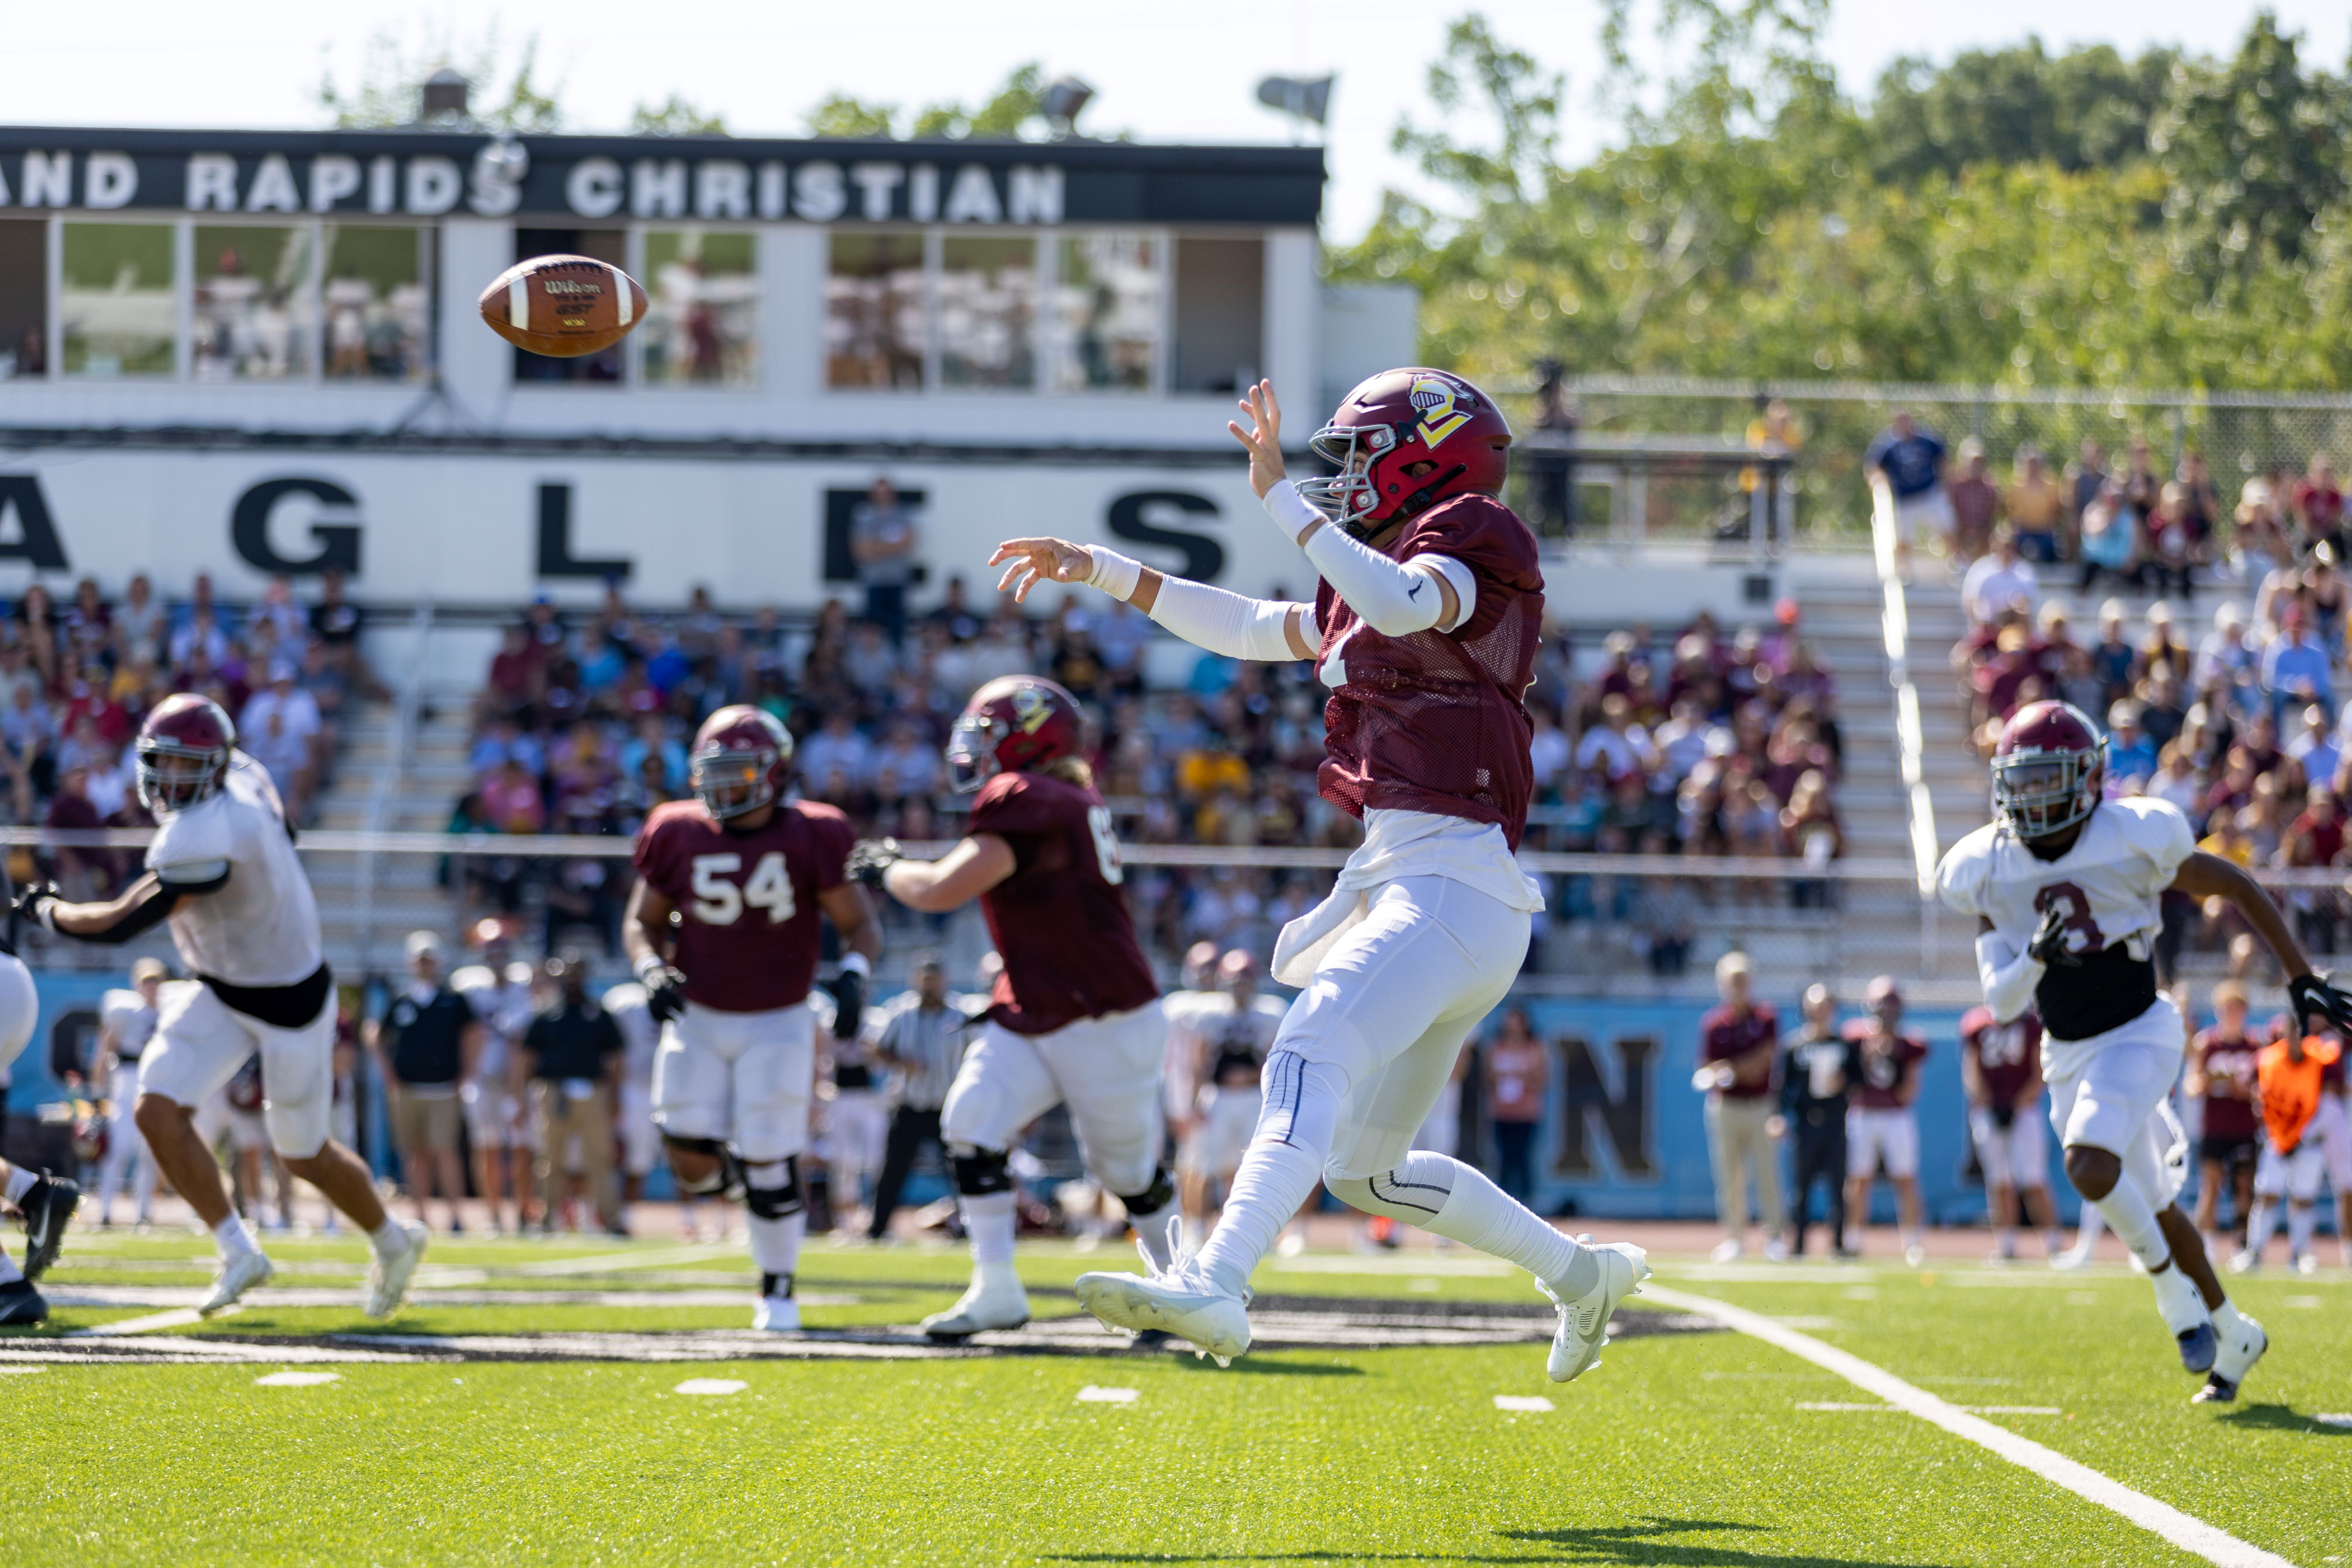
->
[950, 1147, 1011, 1196]
[744, 1156, 803, 1220]
[663, 1133, 741, 1196]
[1115, 1163, 1175, 1220]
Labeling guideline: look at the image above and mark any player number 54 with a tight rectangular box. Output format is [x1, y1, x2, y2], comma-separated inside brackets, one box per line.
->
[689, 851, 796, 924]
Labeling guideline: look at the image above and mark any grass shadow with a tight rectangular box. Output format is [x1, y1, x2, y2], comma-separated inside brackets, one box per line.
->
[1045, 1518, 1956, 1565]
[1165, 1355, 1366, 1378]
[2217, 1402, 2352, 1435]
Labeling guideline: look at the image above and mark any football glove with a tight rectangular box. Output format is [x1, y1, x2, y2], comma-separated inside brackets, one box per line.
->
[845, 838, 901, 891]
[2025, 902, 2079, 967]
[825, 966, 866, 1043]
[10, 880, 59, 935]
[2287, 972, 2352, 1036]
[637, 960, 689, 1025]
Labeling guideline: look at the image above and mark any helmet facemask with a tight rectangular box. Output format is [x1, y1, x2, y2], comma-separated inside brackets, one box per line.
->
[1991, 744, 2103, 839]
[1297, 422, 1396, 536]
[946, 714, 1005, 794]
[690, 749, 775, 821]
[136, 740, 225, 814]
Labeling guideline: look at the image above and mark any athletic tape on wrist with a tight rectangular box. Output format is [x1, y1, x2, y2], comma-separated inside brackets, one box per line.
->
[838, 951, 871, 979]
[1262, 480, 1322, 546]
[1085, 546, 1142, 602]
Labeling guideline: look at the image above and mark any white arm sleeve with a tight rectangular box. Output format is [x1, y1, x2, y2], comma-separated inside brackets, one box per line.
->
[1146, 573, 1315, 661]
[1975, 929, 2045, 1022]
[1266, 481, 1473, 636]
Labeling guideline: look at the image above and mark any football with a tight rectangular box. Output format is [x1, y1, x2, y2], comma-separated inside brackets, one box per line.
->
[477, 254, 648, 358]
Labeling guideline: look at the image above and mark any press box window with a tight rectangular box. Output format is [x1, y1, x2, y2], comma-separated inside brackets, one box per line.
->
[61, 221, 177, 378]
[0, 221, 44, 378]
[1170, 236, 1262, 395]
[512, 228, 626, 384]
[642, 229, 756, 387]
[827, 231, 926, 390]
[1052, 233, 1159, 393]
[323, 225, 428, 381]
[193, 224, 316, 382]
[938, 236, 1037, 391]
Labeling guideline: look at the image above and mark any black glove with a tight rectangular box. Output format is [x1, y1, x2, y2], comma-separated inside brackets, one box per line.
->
[2026, 903, 2079, 967]
[11, 880, 58, 936]
[845, 838, 901, 891]
[827, 966, 866, 1043]
[2288, 972, 2352, 1036]
[638, 961, 689, 1025]
[1990, 1102, 2015, 1131]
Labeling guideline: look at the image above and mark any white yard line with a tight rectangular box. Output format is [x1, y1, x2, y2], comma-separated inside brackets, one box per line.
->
[64, 1308, 213, 1338]
[1643, 1285, 2293, 1568]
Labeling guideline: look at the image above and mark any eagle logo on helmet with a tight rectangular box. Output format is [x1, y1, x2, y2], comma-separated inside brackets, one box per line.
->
[1409, 375, 1472, 446]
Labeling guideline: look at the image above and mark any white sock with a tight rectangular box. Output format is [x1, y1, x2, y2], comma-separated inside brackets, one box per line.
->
[1129, 1206, 1179, 1273]
[2150, 1259, 2211, 1335]
[748, 1211, 806, 1279]
[2212, 1297, 2252, 1344]
[1374, 1152, 1594, 1295]
[1197, 1052, 1348, 1296]
[2288, 1203, 2317, 1260]
[213, 1214, 260, 1258]
[2089, 1178, 2168, 1271]
[2244, 1199, 2275, 1256]
[960, 1190, 1017, 1269]
[1995, 1226, 2017, 1257]
[2075, 1202, 2105, 1248]
[368, 1218, 412, 1258]
[2, 1166, 33, 1204]
[0, 1245, 21, 1285]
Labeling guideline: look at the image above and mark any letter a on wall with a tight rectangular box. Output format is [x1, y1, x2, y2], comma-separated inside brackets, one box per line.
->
[0, 475, 71, 571]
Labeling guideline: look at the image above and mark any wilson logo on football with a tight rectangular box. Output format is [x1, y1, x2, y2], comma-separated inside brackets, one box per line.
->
[1409, 376, 1473, 446]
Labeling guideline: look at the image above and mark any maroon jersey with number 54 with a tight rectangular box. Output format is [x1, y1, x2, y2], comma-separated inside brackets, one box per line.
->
[1312, 492, 1545, 849]
[969, 770, 1158, 1036]
[633, 797, 853, 1013]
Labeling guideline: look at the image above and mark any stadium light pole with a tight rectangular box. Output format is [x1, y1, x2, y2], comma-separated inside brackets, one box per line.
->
[1044, 77, 1095, 139]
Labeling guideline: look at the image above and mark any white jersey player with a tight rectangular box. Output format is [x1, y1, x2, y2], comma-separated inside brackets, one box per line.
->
[94, 957, 168, 1226]
[1174, 949, 1288, 1223]
[0, 926, 70, 1324]
[1937, 699, 2352, 1404]
[19, 695, 427, 1318]
[602, 980, 663, 1209]
[452, 919, 535, 1234]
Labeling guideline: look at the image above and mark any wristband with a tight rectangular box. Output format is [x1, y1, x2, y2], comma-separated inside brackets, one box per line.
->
[1085, 546, 1143, 602]
[838, 951, 872, 979]
[1262, 479, 1322, 546]
[634, 954, 667, 984]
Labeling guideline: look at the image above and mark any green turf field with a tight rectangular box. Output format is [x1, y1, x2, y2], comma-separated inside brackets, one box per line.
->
[8, 1230, 2350, 1566]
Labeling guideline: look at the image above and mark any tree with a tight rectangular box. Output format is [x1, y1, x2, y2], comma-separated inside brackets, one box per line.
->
[630, 95, 729, 136]
[807, 64, 1069, 140]
[318, 25, 561, 132]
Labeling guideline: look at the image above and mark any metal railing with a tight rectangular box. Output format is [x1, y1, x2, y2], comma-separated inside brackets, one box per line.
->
[352, 599, 434, 972]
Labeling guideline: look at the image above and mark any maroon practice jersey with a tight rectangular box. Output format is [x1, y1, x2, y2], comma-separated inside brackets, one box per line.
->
[633, 797, 853, 1013]
[2194, 1027, 2261, 1141]
[968, 769, 1158, 1036]
[1960, 1006, 2042, 1107]
[1842, 1019, 1929, 1110]
[1699, 1002, 1779, 1101]
[1313, 492, 1544, 848]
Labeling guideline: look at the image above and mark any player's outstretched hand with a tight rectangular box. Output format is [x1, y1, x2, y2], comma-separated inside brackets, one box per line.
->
[988, 537, 1092, 604]
[1226, 378, 1286, 499]
[10, 880, 58, 933]
[640, 961, 689, 1024]
[2288, 972, 2352, 1036]
[846, 837, 902, 890]
[2026, 902, 2078, 967]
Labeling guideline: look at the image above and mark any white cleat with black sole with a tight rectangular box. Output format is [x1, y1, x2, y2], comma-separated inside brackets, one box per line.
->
[1074, 1263, 1251, 1366]
[364, 1222, 430, 1320]
[200, 1249, 275, 1316]
[921, 1267, 1031, 1342]
[2192, 1310, 2268, 1405]
[1542, 1240, 1651, 1383]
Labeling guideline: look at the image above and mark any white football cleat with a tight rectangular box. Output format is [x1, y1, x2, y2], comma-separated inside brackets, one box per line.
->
[2050, 1243, 2094, 1271]
[1074, 1264, 1250, 1365]
[2226, 1248, 2258, 1275]
[364, 1222, 430, 1320]
[199, 1248, 275, 1316]
[1902, 1243, 1927, 1269]
[1541, 1241, 1650, 1383]
[1761, 1238, 1790, 1264]
[2293, 1252, 2318, 1276]
[2192, 1309, 2268, 1404]
[1708, 1238, 1742, 1264]
[753, 1294, 802, 1333]
[921, 1267, 1031, 1341]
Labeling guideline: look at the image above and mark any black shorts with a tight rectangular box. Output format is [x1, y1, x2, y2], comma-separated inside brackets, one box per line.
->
[2199, 1133, 2257, 1170]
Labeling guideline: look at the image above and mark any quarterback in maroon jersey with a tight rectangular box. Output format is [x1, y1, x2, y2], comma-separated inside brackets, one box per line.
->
[624, 706, 880, 1332]
[1959, 1005, 2062, 1261]
[852, 675, 1176, 1340]
[988, 372, 1646, 1378]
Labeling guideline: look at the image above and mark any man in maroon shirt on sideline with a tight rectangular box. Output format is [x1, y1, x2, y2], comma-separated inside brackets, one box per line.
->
[1844, 976, 1931, 1265]
[626, 706, 881, 1335]
[1697, 951, 1786, 1262]
[2187, 981, 2262, 1255]
[1960, 1006, 2060, 1261]
[856, 674, 1178, 1341]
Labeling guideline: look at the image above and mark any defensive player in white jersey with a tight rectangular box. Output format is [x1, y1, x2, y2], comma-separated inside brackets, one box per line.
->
[17, 696, 427, 1317]
[993, 373, 1646, 1378]
[1937, 699, 2352, 1403]
[600, 978, 663, 1215]
[93, 956, 167, 1227]
[0, 915, 71, 1323]
[1173, 949, 1288, 1225]
[451, 918, 535, 1234]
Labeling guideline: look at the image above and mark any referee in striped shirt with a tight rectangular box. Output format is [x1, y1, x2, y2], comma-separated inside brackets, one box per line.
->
[864, 956, 973, 1241]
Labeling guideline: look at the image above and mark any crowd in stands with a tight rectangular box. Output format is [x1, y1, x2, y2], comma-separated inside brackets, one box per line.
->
[1941, 433, 2352, 958]
[1, 569, 366, 899]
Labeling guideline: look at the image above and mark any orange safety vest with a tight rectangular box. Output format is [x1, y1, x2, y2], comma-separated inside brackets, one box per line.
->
[2257, 1036, 2341, 1153]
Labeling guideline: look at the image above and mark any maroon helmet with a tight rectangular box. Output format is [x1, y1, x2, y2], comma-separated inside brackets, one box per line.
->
[689, 705, 792, 821]
[1992, 700, 2105, 839]
[1297, 367, 1513, 539]
[947, 675, 1083, 793]
[136, 693, 235, 813]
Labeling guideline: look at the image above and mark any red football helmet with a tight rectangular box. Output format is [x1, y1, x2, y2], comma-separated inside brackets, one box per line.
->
[136, 693, 235, 813]
[947, 675, 1084, 793]
[1297, 367, 1513, 539]
[1992, 700, 2106, 839]
[689, 705, 793, 821]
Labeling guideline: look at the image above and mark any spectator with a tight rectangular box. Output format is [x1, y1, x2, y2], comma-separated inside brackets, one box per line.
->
[366, 932, 480, 1233]
[849, 477, 921, 646]
[1779, 983, 1856, 1259]
[1484, 1007, 1548, 1207]
[2006, 447, 2064, 564]
[2260, 605, 2333, 725]
[1960, 529, 2036, 625]
[2075, 490, 2139, 595]
[1572, 694, 1655, 784]
[1865, 410, 1951, 573]
[865, 955, 974, 1239]
[1947, 439, 2000, 561]
[2290, 452, 2346, 558]
[1698, 952, 1786, 1263]
[521, 953, 625, 1236]
[240, 659, 322, 819]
